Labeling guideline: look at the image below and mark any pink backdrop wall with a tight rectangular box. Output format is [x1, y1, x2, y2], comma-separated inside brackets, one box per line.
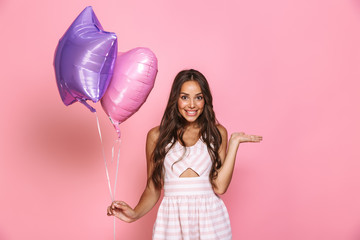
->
[1, 0, 360, 239]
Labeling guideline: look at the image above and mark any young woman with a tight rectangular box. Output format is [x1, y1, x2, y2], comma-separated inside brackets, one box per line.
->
[107, 69, 262, 239]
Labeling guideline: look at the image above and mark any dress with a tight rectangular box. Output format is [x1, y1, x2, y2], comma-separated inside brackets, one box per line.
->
[152, 138, 232, 240]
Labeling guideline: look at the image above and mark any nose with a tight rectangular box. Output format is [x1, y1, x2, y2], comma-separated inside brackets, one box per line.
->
[189, 99, 195, 108]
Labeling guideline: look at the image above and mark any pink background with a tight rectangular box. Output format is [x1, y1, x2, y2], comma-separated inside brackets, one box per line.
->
[1, 0, 360, 239]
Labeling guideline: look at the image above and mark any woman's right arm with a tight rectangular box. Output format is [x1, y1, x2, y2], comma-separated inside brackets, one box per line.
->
[107, 127, 161, 222]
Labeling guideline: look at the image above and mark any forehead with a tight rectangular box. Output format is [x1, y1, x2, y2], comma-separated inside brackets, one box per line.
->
[180, 81, 202, 93]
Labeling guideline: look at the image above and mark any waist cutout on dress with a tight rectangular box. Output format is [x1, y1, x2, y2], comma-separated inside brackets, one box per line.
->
[163, 176, 215, 197]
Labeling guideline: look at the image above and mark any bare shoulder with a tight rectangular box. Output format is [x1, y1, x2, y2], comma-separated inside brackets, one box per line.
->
[216, 124, 228, 137]
[147, 126, 160, 143]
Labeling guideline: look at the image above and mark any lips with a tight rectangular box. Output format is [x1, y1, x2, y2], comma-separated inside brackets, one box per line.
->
[185, 110, 198, 116]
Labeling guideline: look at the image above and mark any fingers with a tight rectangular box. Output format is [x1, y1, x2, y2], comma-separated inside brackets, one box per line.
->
[247, 135, 262, 142]
[112, 201, 128, 209]
[107, 201, 129, 216]
[107, 201, 121, 216]
[111, 201, 118, 210]
[107, 206, 113, 216]
[233, 133, 262, 143]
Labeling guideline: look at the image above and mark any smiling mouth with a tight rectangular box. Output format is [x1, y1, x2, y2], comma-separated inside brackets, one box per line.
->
[185, 110, 198, 116]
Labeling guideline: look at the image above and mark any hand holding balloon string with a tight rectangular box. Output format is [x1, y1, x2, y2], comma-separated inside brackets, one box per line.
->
[107, 201, 137, 223]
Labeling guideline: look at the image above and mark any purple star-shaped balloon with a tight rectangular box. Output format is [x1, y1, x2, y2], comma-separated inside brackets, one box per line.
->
[54, 6, 117, 112]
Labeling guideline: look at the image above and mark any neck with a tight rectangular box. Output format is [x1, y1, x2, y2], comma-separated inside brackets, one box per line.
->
[184, 121, 200, 129]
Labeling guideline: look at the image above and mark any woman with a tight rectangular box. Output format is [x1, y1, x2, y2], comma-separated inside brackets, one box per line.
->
[107, 69, 262, 239]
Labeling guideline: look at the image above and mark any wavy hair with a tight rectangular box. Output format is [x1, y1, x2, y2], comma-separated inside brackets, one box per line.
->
[150, 69, 222, 189]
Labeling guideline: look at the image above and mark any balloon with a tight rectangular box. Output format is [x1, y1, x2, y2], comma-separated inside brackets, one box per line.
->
[54, 6, 117, 112]
[101, 47, 158, 135]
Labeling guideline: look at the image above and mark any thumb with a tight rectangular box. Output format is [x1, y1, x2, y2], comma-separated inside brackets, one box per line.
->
[114, 201, 128, 208]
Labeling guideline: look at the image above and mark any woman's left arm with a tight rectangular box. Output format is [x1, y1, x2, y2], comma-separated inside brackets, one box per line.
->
[213, 125, 262, 195]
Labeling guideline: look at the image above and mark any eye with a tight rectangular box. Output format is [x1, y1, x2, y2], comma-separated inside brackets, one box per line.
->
[196, 96, 203, 100]
[180, 95, 188, 100]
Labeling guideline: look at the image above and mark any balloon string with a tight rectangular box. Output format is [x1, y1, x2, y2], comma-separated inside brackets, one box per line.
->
[113, 138, 121, 196]
[95, 112, 114, 201]
[95, 113, 121, 240]
[114, 139, 121, 240]
[114, 217, 116, 240]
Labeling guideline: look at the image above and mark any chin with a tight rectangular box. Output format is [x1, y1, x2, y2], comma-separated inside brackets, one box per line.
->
[182, 113, 202, 124]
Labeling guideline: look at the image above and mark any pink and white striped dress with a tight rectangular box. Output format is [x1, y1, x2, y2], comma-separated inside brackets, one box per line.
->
[152, 138, 232, 240]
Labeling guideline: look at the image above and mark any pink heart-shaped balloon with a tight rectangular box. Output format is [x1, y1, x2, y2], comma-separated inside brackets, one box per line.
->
[101, 47, 158, 135]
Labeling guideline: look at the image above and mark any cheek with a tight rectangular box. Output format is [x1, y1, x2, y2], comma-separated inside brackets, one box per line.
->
[198, 102, 205, 114]
[177, 99, 185, 109]
[198, 101, 205, 109]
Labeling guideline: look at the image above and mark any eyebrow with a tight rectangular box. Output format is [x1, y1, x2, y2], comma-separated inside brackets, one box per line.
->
[180, 92, 203, 95]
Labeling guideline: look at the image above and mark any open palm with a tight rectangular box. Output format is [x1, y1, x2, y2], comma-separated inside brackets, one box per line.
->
[230, 132, 263, 144]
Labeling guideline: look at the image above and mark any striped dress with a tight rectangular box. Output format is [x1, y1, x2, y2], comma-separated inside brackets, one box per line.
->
[152, 138, 232, 240]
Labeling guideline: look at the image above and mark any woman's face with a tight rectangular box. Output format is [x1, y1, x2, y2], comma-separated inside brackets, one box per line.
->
[177, 80, 205, 123]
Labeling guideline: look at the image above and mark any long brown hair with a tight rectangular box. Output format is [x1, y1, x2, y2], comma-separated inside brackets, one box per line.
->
[150, 69, 222, 189]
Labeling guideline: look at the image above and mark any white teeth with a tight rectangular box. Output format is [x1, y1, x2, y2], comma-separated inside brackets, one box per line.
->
[186, 110, 197, 115]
